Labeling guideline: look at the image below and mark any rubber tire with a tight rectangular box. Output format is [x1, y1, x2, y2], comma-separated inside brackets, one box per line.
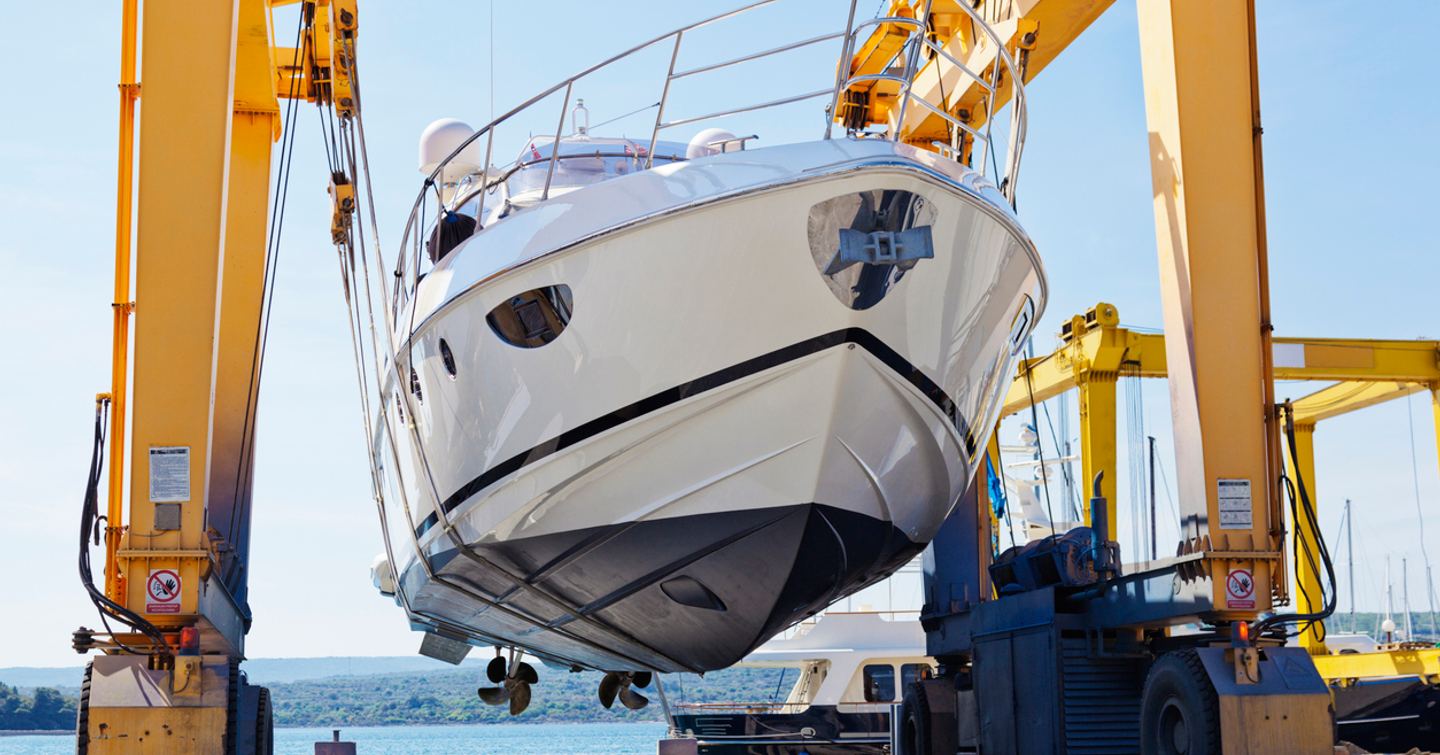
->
[1140, 649, 1221, 755]
[225, 659, 240, 755]
[254, 687, 274, 755]
[76, 661, 93, 754]
[897, 682, 932, 755]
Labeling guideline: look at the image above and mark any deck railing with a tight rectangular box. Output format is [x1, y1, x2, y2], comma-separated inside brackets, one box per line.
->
[392, 0, 1028, 321]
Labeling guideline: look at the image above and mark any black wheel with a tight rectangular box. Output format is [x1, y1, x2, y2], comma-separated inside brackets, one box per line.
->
[225, 659, 240, 755]
[76, 661, 93, 754]
[897, 683, 931, 755]
[254, 687, 274, 755]
[1140, 649, 1220, 755]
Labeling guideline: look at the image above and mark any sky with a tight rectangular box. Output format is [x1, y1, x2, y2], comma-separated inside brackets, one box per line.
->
[0, 1, 1435, 669]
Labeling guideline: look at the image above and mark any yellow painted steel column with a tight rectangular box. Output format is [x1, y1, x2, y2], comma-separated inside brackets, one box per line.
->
[1078, 372, 1118, 541]
[121, 0, 241, 626]
[105, 0, 141, 603]
[1136, 0, 1277, 615]
[1286, 422, 1325, 652]
[1432, 387, 1439, 493]
[204, 0, 282, 604]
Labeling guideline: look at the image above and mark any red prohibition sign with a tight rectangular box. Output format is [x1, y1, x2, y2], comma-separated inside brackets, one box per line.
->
[148, 569, 181, 601]
[1227, 569, 1254, 599]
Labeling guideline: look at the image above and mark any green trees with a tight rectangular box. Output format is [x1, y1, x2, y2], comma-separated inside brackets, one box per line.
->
[0, 683, 78, 730]
[267, 667, 784, 727]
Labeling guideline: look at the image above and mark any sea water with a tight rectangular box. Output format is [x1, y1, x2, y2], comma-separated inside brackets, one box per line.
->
[0, 722, 670, 754]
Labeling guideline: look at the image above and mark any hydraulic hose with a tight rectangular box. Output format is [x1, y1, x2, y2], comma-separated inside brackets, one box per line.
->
[1251, 402, 1338, 641]
[79, 397, 169, 653]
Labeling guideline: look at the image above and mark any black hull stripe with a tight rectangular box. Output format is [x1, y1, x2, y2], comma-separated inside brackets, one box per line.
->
[414, 327, 973, 538]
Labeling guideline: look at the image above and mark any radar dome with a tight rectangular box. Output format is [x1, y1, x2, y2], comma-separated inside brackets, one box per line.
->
[418, 118, 482, 177]
[687, 128, 739, 159]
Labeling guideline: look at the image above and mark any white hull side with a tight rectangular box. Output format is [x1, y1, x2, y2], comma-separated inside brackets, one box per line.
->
[372, 139, 1042, 671]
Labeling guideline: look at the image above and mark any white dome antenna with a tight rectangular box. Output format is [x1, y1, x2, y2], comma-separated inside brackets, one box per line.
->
[418, 118, 482, 178]
[687, 127, 739, 159]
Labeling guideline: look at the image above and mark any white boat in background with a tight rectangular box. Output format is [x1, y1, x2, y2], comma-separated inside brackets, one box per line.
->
[363, 0, 1042, 695]
[669, 612, 933, 753]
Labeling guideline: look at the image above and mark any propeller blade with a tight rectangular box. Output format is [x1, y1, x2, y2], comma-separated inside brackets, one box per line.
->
[508, 682, 532, 716]
[486, 655, 507, 684]
[631, 671, 653, 689]
[477, 686, 510, 706]
[598, 672, 622, 709]
[618, 685, 650, 711]
[515, 661, 539, 685]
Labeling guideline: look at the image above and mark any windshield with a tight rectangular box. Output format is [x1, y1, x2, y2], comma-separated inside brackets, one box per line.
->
[505, 136, 687, 201]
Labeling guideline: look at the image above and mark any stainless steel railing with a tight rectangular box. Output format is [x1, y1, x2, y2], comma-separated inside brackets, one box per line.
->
[392, 0, 1027, 320]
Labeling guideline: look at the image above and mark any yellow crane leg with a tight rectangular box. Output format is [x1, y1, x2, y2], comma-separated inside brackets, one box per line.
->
[118, 0, 248, 648]
[1136, 0, 1280, 615]
[1285, 422, 1325, 653]
[1077, 372, 1118, 541]
[104, 0, 140, 604]
[1432, 387, 1440, 490]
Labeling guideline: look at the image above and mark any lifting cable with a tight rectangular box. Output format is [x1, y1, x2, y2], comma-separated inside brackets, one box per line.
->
[1022, 339, 1059, 544]
[224, 4, 311, 574]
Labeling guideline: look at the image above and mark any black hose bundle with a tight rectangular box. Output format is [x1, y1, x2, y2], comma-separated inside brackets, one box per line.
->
[1251, 402, 1338, 641]
[78, 397, 168, 653]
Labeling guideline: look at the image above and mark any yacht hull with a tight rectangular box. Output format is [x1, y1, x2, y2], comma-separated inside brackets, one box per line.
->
[373, 140, 1043, 672]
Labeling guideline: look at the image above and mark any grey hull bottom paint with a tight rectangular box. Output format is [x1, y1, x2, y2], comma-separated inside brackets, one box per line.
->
[412, 503, 922, 673]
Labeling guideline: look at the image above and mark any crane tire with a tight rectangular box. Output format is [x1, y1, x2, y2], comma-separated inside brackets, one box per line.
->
[1140, 649, 1221, 755]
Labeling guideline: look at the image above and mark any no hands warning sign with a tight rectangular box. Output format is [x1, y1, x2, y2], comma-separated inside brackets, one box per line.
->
[146, 569, 182, 614]
[1225, 567, 1255, 609]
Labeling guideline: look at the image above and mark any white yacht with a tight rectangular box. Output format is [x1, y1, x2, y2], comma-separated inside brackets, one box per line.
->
[365, 0, 1042, 696]
[668, 611, 932, 754]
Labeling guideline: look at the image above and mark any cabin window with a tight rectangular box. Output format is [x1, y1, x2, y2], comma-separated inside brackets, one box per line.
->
[862, 664, 896, 702]
[901, 663, 932, 690]
[486, 285, 574, 348]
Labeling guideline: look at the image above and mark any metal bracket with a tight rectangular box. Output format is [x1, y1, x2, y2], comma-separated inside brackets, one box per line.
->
[825, 225, 934, 275]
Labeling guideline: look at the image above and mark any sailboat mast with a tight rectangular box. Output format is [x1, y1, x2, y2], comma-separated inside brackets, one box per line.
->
[1387, 555, 1394, 633]
[1346, 499, 1355, 620]
[1148, 436, 1157, 562]
[1405, 557, 1413, 641]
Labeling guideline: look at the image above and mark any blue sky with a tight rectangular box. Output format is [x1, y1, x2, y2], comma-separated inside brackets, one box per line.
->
[0, 1, 1435, 668]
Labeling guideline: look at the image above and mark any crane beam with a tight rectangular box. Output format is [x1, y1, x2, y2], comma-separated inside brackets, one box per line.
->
[844, 0, 1115, 146]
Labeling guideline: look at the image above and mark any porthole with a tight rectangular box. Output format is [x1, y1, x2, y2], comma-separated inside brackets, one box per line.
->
[409, 367, 423, 403]
[486, 285, 574, 348]
[439, 338, 457, 378]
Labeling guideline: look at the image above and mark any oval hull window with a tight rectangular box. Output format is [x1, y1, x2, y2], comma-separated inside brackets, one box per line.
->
[486, 284, 574, 348]
[807, 190, 936, 310]
[439, 338, 458, 378]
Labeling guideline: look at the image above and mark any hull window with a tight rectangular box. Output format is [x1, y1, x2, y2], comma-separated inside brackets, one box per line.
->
[807, 190, 937, 310]
[486, 284, 575, 348]
[439, 338, 458, 378]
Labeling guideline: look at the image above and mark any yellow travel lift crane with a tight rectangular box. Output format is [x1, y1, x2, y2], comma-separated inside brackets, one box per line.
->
[852, 0, 1426, 753]
[74, 0, 354, 751]
[71, 0, 1427, 752]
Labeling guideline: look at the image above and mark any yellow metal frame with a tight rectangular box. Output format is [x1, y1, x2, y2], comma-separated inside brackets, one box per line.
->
[101, 0, 358, 656]
[1002, 302, 1440, 652]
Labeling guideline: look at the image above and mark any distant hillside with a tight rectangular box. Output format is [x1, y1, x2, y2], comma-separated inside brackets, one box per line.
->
[269, 666, 782, 727]
[0, 658, 790, 729]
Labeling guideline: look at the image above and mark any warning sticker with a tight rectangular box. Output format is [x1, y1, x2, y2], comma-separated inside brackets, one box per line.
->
[146, 569, 183, 614]
[1226, 567, 1256, 609]
[149, 447, 190, 503]
[1217, 478, 1252, 530]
